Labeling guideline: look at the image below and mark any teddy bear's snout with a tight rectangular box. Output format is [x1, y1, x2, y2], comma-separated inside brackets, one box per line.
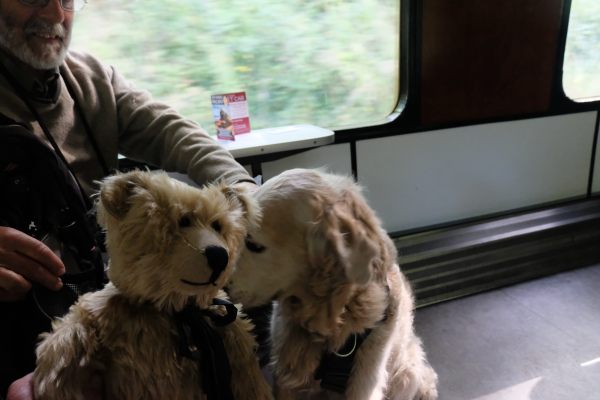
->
[205, 245, 229, 279]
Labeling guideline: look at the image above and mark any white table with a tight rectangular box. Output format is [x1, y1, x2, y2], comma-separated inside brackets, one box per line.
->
[215, 124, 334, 158]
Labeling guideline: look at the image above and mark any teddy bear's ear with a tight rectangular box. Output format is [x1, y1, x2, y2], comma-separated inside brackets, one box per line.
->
[220, 183, 261, 229]
[99, 170, 150, 220]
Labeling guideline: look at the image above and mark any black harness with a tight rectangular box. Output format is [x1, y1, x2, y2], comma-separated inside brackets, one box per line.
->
[314, 284, 391, 394]
[173, 298, 238, 400]
[314, 329, 373, 393]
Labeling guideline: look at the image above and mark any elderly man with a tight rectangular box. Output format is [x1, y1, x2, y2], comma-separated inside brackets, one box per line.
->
[0, 0, 256, 397]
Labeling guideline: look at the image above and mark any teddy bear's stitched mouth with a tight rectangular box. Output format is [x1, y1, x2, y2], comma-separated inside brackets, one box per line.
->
[181, 279, 215, 287]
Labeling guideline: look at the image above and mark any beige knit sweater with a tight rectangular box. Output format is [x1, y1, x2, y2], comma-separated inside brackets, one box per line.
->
[0, 50, 253, 196]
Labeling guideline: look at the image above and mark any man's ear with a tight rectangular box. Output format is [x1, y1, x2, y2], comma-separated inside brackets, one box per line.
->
[98, 170, 151, 221]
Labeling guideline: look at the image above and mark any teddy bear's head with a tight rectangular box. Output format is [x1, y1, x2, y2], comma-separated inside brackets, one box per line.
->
[96, 170, 259, 311]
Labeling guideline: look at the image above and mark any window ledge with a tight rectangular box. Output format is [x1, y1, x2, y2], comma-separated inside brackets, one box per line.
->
[215, 124, 334, 158]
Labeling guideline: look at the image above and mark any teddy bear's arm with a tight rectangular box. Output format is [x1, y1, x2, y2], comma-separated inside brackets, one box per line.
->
[220, 314, 274, 400]
[33, 307, 103, 400]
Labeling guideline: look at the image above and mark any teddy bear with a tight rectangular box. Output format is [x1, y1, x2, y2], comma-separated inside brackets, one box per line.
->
[32, 170, 272, 400]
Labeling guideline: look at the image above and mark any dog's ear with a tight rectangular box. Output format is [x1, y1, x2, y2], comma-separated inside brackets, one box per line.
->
[99, 170, 151, 221]
[307, 191, 379, 286]
[303, 190, 381, 336]
[220, 183, 262, 230]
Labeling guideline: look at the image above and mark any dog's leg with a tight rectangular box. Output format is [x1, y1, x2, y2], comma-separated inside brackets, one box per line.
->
[221, 313, 274, 400]
[373, 271, 438, 400]
[386, 335, 439, 400]
[344, 320, 396, 400]
[270, 305, 323, 391]
[343, 269, 408, 400]
[414, 358, 439, 400]
[389, 273, 438, 400]
[390, 335, 438, 400]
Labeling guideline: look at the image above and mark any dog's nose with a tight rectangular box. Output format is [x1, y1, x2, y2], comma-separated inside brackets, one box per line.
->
[205, 245, 229, 279]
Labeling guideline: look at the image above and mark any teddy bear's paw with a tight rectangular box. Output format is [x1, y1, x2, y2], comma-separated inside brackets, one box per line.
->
[231, 375, 273, 400]
[274, 384, 301, 400]
[250, 381, 275, 400]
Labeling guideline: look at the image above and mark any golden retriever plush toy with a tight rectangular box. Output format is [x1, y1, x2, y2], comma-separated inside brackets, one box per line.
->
[33, 170, 272, 400]
[228, 169, 438, 400]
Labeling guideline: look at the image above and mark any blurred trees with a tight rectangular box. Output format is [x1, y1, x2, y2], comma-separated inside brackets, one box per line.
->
[72, 0, 400, 133]
[72, 0, 600, 132]
[563, 0, 600, 101]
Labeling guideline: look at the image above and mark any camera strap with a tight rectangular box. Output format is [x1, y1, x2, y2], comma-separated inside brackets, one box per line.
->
[0, 60, 110, 209]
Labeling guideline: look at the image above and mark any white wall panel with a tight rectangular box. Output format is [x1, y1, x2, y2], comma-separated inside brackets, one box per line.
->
[357, 112, 597, 233]
[261, 143, 352, 181]
[593, 119, 600, 195]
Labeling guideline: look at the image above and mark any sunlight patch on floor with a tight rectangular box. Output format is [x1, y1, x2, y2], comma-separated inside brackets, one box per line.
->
[471, 377, 543, 400]
[580, 357, 600, 367]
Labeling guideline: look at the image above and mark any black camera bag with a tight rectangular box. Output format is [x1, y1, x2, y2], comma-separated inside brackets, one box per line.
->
[0, 114, 105, 394]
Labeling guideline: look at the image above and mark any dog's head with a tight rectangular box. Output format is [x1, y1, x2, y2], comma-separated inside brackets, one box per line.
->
[96, 170, 259, 311]
[228, 169, 395, 336]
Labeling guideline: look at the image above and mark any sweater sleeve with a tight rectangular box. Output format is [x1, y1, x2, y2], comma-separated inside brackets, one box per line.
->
[109, 66, 254, 187]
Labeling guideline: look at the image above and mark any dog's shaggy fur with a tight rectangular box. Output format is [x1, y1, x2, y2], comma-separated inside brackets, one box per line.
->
[33, 170, 272, 400]
[228, 169, 438, 400]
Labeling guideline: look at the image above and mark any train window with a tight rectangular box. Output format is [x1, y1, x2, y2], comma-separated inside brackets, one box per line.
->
[563, 0, 600, 101]
[71, 1, 400, 133]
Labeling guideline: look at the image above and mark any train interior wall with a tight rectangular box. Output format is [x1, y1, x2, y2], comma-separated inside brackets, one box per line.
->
[258, 111, 598, 234]
[594, 119, 600, 194]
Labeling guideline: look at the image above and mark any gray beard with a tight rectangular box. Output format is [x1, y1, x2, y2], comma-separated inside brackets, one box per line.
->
[0, 15, 70, 70]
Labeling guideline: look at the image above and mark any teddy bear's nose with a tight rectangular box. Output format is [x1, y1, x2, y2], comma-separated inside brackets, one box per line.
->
[205, 245, 229, 276]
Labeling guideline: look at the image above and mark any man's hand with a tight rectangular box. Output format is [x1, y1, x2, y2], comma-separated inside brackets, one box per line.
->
[6, 372, 105, 400]
[0, 227, 65, 302]
[6, 373, 34, 400]
[233, 181, 259, 195]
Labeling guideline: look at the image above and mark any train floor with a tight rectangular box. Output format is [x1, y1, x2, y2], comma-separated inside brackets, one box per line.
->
[414, 263, 600, 400]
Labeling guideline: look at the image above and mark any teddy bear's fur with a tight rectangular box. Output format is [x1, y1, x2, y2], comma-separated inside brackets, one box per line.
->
[33, 170, 272, 400]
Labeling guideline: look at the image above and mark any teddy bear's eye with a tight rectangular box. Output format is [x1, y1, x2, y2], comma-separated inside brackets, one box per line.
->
[245, 237, 266, 253]
[287, 295, 302, 308]
[211, 220, 222, 233]
[179, 215, 192, 228]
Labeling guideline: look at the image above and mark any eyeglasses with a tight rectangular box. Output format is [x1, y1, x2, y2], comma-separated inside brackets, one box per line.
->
[18, 0, 88, 12]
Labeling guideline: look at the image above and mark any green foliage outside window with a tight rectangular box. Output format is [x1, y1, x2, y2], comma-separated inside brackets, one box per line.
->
[563, 0, 600, 101]
[72, 0, 400, 134]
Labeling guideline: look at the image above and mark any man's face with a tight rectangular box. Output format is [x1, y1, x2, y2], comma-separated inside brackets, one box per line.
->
[0, 0, 73, 70]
